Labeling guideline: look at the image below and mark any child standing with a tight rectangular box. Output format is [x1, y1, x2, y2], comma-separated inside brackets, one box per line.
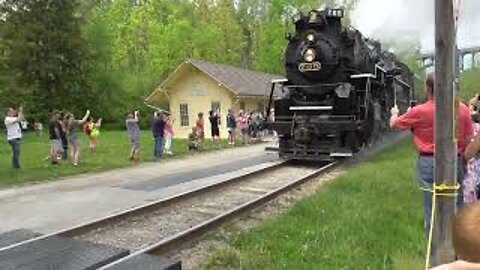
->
[188, 127, 199, 151]
[196, 112, 205, 148]
[84, 117, 102, 153]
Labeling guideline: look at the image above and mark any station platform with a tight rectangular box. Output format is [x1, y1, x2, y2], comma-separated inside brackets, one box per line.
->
[0, 143, 279, 234]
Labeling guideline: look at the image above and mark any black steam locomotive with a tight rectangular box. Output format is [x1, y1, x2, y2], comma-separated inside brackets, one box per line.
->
[267, 8, 414, 160]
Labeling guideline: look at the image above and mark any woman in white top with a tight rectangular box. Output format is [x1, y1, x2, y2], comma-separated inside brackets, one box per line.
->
[4, 107, 24, 169]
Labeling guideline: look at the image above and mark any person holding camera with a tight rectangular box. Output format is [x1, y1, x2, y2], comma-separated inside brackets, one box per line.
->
[126, 110, 141, 162]
[4, 106, 24, 169]
[389, 73, 473, 237]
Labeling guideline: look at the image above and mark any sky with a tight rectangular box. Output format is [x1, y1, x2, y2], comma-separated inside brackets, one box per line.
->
[351, 0, 480, 53]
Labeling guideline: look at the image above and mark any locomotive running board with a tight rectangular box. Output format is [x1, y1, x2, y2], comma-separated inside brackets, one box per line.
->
[289, 106, 333, 111]
[330, 152, 353, 157]
[271, 78, 288, 83]
[350, 74, 375, 79]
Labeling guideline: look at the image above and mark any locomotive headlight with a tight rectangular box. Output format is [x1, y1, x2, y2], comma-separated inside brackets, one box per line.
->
[306, 34, 315, 42]
[304, 49, 316, 62]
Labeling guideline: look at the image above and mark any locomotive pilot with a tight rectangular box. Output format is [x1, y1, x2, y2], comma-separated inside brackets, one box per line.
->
[389, 73, 473, 238]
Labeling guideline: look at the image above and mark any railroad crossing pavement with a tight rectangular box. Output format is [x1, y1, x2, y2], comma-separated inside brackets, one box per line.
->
[0, 142, 279, 235]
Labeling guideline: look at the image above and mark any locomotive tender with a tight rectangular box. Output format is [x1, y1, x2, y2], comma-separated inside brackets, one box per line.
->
[267, 8, 414, 160]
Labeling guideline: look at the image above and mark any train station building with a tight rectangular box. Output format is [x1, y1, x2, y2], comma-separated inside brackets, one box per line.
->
[146, 59, 284, 138]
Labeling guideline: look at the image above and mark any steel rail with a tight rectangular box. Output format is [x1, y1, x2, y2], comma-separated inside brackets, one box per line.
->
[0, 160, 286, 253]
[99, 161, 338, 269]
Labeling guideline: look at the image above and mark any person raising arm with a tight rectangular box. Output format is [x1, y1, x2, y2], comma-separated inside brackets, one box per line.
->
[4, 107, 24, 169]
[126, 110, 141, 162]
[66, 110, 90, 166]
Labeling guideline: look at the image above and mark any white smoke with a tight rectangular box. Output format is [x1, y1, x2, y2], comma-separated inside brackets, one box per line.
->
[352, 0, 480, 53]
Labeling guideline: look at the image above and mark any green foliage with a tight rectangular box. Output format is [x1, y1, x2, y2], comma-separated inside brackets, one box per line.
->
[460, 68, 480, 101]
[0, 0, 92, 121]
[203, 139, 425, 269]
[252, 0, 358, 74]
[1, 0, 409, 125]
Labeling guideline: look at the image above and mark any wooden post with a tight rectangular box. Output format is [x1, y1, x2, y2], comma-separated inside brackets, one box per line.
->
[432, 0, 457, 266]
[455, 46, 461, 92]
[471, 53, 475, 70]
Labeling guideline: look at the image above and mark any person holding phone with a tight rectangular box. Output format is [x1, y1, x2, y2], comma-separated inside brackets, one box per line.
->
[4, 106, 24, 169]
[126, 110, 141, 162]
[65, 110, 90, 166]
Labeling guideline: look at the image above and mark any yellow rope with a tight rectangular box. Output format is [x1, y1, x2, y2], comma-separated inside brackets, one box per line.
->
[423, 183, 460, 270]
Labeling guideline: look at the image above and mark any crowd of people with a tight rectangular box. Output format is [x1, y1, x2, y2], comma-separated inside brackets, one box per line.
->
[3, 106, 273, 169]
[127, 108, 272, 160]
[190, 108, 271, 150]
[4, 109, 103, 168]
[124, 110, 175, 162]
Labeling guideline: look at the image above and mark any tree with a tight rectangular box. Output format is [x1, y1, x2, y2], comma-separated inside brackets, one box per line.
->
[236, 0, 268, 68]
[0, 0, 92, 119]
[0, 0, 368, 124]
[460, 68, 480, 100]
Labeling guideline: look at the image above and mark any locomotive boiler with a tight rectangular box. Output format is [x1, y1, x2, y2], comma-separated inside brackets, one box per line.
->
[267, 8, 414, 160]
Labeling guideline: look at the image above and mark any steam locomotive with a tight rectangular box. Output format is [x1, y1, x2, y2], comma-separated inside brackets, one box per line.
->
[267, 8, 414, 160]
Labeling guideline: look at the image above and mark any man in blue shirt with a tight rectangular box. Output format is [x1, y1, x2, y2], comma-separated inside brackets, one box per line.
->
[151, 111, 165, 159]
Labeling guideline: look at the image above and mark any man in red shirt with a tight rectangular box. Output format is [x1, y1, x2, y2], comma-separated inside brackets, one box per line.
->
[390, 73, 473, 236]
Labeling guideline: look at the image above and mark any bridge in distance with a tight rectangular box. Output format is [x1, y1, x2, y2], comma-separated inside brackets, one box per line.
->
[421, 46, 480, 70]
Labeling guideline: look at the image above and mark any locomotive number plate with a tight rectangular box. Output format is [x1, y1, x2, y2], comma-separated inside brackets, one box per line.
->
[299, 62, 321, 72]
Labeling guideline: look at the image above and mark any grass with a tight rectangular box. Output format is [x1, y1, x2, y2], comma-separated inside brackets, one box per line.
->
[0, 131, 246, 187]
[203, 139, 426, 270]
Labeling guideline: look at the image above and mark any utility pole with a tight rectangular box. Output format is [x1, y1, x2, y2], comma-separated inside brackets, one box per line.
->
[431, 0, 457, 266]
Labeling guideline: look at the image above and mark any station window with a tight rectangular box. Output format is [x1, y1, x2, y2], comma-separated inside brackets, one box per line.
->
[180, 103, 189, 127]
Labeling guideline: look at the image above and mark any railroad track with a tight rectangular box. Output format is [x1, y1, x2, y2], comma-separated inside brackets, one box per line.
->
[98, 161, 337, 269]
[0, 160, 337, 269]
